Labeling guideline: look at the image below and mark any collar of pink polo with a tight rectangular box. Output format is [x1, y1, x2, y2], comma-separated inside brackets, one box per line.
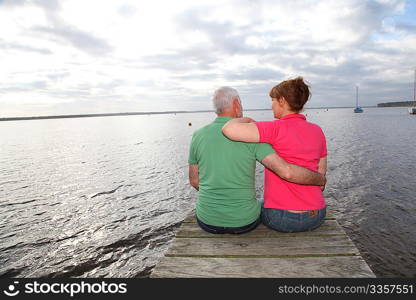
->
[279, 113, 306, 121]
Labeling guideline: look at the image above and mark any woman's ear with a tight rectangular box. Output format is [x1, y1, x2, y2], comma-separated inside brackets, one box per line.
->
[278, 97, 285, 106]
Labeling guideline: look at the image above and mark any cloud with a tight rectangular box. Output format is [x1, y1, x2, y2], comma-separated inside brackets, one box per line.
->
[140, 47, 218, 73]
[0, 80, 48, 93]
[395, 21, 416, 34]
[225, 68, 284, 81]
[117, 4, 137, 18]
[46, 71, 70, 81]
[0, 0, 112, 56]
[174, 6, 264, 56]
[172, 72, 221, 81]
[0, 39, 52, 54]
[136, 0, 413, 109]
[31, 17, 113, 56]
[0, 0, 61, 12]
[0, 0, 27, 7]
[0, 0, 61, 10]
[0, 0, 414, 116]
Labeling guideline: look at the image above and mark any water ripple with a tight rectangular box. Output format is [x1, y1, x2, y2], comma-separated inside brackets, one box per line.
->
[0, 108, 415, 278]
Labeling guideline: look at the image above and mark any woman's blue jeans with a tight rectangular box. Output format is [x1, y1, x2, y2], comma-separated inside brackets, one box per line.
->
[261, 205, 326, 233]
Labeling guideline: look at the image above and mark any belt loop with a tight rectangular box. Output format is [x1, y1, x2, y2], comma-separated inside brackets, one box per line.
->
[309, 210, 318, 217]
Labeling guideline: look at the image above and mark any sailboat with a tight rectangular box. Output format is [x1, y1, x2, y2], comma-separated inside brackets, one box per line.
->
[409, 69, 416, 114]
[354, 85, 363, 113]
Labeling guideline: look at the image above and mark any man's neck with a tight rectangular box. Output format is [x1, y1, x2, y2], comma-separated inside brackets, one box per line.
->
[217, 112, 236, 118]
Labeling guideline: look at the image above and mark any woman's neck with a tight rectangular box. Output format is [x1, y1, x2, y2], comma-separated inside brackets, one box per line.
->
[280, 109, 299, 118]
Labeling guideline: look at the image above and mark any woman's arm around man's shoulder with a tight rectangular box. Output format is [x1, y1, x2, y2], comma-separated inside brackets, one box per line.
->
[222, 117, 260, 142]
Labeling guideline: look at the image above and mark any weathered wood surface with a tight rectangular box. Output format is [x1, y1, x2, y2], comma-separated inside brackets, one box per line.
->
[151, 256, 374, 278]
[151, 209, 375, 278]
[166, 235, 359, 257]
[177, 220, 344, 238]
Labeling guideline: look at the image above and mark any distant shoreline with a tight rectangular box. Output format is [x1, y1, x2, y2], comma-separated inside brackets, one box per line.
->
[377, 101, 416, 108]
[0, 106, 377, 122]
[0, 110, 212, 122]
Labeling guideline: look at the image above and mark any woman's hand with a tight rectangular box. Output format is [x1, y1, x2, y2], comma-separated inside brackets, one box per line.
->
[239, 117, 256, 123]
[222, 118, 260, 142]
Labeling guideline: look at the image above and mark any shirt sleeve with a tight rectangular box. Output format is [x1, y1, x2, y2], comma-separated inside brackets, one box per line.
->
[255, 120, 280, 144]
[254, 143, 275, 162]
[188, 134, 198, 165]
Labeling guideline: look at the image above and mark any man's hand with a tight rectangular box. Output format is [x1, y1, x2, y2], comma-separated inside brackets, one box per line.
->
[320, 175, 326, 191]
[189, 164, 199, 191]
[318, 157, 327, 191]
[261, 153, 327, 186]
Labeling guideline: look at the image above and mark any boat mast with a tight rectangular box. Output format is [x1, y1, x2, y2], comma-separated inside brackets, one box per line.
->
[414, 68, 415, 104]
[356, 85, 359, 107]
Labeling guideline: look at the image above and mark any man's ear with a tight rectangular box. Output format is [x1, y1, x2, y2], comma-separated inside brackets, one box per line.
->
[233, 98, 241, 115]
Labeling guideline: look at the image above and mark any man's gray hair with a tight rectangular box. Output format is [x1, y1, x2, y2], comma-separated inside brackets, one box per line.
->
[212, 86, 240, 114]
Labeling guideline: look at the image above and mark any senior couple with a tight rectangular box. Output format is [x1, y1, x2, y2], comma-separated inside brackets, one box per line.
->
[188, 77, 327, 234]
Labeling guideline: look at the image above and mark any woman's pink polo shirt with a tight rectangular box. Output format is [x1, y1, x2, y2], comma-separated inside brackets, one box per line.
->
[255, 114, 327, 210]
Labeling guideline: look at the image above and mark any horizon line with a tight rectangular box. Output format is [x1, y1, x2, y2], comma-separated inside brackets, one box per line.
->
[0, 106, 378, 122]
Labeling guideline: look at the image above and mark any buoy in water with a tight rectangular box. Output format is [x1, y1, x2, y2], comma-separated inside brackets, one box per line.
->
[188, 122, 192, 126]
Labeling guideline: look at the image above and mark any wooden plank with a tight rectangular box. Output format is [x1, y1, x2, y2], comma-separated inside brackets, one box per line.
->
[151, 207, 376, 278]
[176, 220, 345, 238]
[151, 256, 375, 278]
[166, 235, 359, 257]
[183, 209, 335, 223]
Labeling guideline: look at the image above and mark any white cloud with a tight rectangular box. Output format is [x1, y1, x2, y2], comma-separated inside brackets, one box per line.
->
[0, 0, 414, 116]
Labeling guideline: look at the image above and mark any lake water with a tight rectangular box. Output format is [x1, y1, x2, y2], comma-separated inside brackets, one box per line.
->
[0, 107, 415, 278]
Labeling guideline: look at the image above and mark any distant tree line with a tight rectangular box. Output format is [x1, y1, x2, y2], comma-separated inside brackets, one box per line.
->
[377, 101, 416, 107]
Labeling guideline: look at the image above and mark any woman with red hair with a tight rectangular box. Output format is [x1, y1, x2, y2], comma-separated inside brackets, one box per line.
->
[222, 77, 327, 232]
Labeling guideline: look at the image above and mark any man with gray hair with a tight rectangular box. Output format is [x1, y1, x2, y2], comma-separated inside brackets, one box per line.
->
[188, 86, 325, 234]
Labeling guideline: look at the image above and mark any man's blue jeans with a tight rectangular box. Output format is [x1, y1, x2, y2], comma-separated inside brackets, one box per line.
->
[261, 205, 326, 233]
[196, 217, 261, 234]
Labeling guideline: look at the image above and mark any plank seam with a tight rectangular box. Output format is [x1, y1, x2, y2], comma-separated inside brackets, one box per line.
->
[183, 218, 336, 224]
[175, 234, 347, 239]
[165, 253, 359, 259]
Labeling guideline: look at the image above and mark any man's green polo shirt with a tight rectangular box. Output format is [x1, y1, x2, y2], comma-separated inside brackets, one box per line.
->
[188, 116, 275, 227]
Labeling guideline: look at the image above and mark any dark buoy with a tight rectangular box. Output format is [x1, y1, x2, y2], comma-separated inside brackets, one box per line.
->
[188, 122, 192, 126]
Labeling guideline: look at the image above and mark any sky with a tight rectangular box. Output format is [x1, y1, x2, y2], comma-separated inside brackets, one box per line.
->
[0, 0, 415, 117]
